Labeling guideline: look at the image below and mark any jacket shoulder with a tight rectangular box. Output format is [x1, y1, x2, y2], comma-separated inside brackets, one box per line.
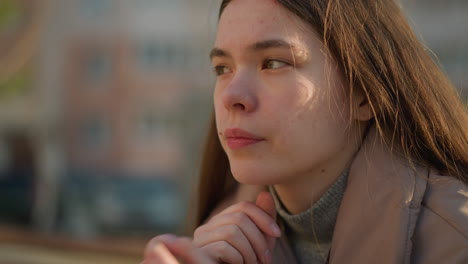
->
[410, 174, 468, 264]
[422, 173, 468, 237]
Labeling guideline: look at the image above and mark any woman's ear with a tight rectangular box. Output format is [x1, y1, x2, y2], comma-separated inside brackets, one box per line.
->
[355, 93, 374, 121]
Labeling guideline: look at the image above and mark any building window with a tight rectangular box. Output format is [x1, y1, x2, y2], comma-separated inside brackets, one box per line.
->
[136, 41, 188, 71]
[85, 50, 112, 82]
[137, 42, 161, 69]
[136, 110, 163, 141]
[81, 0, 112, 17]
[135, 109, 178, 142]
[167, 44, 186, 68]
[81, 117, 110, 148]
[135, 0, 158, 9]
[134, 0, 183, 10]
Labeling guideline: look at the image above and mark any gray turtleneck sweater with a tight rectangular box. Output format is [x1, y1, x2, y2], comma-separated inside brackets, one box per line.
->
[269, 169, 349, 264]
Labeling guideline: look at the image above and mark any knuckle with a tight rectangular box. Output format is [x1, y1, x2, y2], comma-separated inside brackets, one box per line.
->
[144, 234, 176, 257]
[144, 236, 159, 252]
[193, 226, 205, 238]
[224, 225, 240, 239]
[232, 212, 248, 225]
[212, 241, 244, 264]
[146, 234, 170, 247]
[237, 201, 253, 211]
[214, 241, 231, 255]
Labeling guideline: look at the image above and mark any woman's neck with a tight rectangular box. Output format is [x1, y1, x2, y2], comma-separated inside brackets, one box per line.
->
[273, 139, 360, 215]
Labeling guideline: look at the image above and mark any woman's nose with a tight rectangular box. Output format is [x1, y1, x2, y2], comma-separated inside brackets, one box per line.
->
[221, 72, 258, 113]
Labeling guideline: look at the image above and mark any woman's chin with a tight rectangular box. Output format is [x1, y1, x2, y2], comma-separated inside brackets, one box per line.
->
[231, 165, 280, 186]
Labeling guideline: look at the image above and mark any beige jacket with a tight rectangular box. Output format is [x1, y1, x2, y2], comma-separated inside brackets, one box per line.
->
[329, 130, 467, 264]
[231, 128, 467, 263]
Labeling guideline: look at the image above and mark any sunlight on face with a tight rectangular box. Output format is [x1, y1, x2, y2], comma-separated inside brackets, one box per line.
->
[212, 0, 358, 185]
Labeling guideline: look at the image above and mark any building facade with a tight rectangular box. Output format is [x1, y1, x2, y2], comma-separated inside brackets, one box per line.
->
[0, 0, 466, 237]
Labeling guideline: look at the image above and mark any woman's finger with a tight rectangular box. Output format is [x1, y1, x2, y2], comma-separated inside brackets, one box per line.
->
[255, 192, 278, 254]
[162, 236, 215, 264]
[193, 192, 279, 264]
[255, 192, 276, 220]
[214, 200, 281, 238]
[144, 234, 177, 259]
[194, 212, 269, 263]
[145, 234, 217, 264]
[142, 242, 179, 264]
[203, 225, 257, 264]
[200, 241, 244, 264]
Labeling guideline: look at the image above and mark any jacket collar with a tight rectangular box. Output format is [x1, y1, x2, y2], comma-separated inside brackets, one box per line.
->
[329, 127, 428, 263]
[272, 127, 429, 264]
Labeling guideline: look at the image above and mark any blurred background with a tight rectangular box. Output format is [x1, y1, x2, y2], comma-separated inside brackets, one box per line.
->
[0, 0, 466, 263]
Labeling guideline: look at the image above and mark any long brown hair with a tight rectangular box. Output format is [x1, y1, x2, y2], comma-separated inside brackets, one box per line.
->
[193, 0, 468, 228]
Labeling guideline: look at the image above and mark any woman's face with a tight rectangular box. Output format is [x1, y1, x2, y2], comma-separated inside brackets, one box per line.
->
[212, 0, 361, 185]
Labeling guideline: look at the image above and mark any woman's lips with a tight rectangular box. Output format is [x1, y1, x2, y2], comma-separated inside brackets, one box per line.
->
[224, 128, 265, 150]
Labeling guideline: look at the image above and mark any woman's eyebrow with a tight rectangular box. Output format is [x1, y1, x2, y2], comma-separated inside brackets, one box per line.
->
[250, 39, 308, 60]
[209, 48, 230, 60]
[209, 39, 305, 61]
[250, 39, 296, 51]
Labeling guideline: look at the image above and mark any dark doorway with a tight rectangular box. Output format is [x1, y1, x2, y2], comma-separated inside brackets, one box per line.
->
[0, 132, 36, 226]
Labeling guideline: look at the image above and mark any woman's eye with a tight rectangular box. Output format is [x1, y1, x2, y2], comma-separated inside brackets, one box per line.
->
[263, 59, 289, 70]
[213, 65, 232, 76]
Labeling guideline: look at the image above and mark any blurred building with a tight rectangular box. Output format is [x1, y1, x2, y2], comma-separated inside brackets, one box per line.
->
[1, 0, 217, 237]
[0, 0, 46, 228]
[63, 0, 209, 175]
[49, 0, 217, 237]
[402, 0, 468, 96]
[0, 0, 466, 242]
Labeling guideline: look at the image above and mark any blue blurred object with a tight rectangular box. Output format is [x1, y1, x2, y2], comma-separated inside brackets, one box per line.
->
[58, 169, 184, 238]
[0, 168, 34, 225]
[0, 133, 35, 226]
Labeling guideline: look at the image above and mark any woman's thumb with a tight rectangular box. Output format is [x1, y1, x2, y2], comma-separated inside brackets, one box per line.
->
[255, 191, 276, 220]
[255, 191, 279, 260]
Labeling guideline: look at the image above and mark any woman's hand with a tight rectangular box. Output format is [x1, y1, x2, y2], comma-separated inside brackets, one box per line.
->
[192, 192, 281, 264]
[142, 234, 216, 264]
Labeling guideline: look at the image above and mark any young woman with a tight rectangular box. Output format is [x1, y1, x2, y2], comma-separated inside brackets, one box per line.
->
[142, 0, 468, 263]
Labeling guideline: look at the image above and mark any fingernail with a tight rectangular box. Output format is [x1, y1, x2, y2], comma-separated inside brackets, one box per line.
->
[264, 249, 271, 264]
[159, 234, 177, 244]
[150, 243, 178, 263]
[270, 224, 281, 237]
